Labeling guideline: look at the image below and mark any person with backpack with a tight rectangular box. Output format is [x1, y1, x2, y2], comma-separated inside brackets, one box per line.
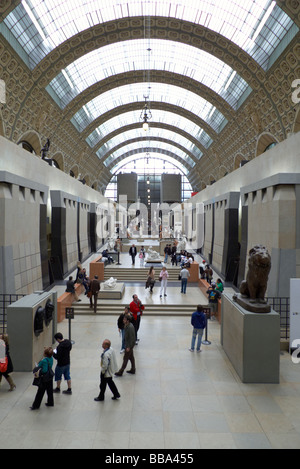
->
[0, 334, 16, 391]
[206, 284, 221, 320]
[189, 305, 207, 352]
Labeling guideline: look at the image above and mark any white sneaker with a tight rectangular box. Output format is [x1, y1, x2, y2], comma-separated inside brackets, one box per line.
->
[189, 348, 194, 352]
[120, 349, 125, 354]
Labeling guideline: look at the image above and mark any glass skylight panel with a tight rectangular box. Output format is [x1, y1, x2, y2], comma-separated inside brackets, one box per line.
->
[72, 82, 227, 133]
[4, 1, 297, 71]
[49, 39, 249, 111]
[87, 109, 212, 150]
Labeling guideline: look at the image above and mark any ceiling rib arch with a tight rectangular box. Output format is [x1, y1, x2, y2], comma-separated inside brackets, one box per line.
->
[107, 147, 194, 174]
[100, 136, 200, 166]
[63, 70, 234, 122]
[94, 122, 207, 156]
[82, 101, 217, 143]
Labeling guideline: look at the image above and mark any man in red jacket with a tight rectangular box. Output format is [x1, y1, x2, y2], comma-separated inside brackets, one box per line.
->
[129, 294, 144, 344]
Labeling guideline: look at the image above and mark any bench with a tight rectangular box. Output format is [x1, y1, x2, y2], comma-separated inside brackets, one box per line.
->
[89, 255, 105, 280]
[57, 283, 84, 323]
[198, 278, 222, 323]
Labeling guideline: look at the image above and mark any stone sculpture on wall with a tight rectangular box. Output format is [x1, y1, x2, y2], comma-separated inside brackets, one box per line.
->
[234, 245, 271, 313]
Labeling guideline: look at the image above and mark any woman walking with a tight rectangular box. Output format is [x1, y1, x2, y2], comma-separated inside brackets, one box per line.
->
[146, 266, 155, 293]
[30, 347, 54, 410]
[159, 266, 169, 298]
[0, 334, 16, 391]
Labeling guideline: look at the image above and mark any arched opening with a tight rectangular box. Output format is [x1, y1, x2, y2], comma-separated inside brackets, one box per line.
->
[52, 152, 65, 171]
[17, 131, 41, 156]
[234, 154, 248, 170]
[293, 106, 300, 134]
[256, 132, 278, 158]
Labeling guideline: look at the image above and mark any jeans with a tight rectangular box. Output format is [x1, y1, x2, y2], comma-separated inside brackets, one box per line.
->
[181, 278, 188, 293]
[191, 328, 204, 351]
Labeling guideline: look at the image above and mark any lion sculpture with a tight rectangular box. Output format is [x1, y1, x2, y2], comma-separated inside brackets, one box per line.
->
[239, 245, 271, 304]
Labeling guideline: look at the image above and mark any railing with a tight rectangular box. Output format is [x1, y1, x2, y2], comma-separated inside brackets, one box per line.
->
[267, 297, 290, 340]
[0, 294, 26, 333]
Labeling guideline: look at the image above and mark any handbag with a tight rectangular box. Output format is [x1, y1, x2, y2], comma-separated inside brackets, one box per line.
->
[178, 274, 181, 280]
[87, 290, 92, 298]
[0, 356, 8, 373]
[42, 363, 54, 383]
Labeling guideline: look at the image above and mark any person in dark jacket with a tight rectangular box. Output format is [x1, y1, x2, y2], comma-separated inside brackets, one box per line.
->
[115, 315, 136, 376]
[189, 305, 207, 352]
[0, 334, 16, 391]
[53, 333, 73, 394]
[117, 306, 130, 353]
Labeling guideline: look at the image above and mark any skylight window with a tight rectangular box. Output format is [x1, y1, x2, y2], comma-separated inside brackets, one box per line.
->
[49, 39, 249, 111]
[87, 109, 213, 150]
[3, 0, 297, 71]
[71, 82, 227, 134]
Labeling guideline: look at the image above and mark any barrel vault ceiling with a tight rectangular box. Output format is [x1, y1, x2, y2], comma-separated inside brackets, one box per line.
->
[0, 0, 299, 193]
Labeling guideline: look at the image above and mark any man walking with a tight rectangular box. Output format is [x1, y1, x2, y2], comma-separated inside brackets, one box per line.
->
[94, 339, 120, 401]
[90, 275, 100, 313]
[115, 315, 136, 376]
[189, 305, 207, 352]
[129, 244, 137, 265]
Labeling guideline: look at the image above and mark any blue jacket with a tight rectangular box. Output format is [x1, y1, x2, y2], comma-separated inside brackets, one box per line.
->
[191, 311, 206, 329]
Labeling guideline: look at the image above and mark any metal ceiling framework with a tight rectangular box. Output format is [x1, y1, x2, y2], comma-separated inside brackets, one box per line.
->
[1, 0, 299, 192]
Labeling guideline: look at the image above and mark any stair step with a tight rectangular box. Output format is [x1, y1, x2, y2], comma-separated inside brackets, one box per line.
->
[72, 303, 201, 316]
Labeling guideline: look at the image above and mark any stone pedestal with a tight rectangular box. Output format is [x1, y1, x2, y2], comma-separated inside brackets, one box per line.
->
[221, 293, 280, 383]
[99, 282, 125, 299]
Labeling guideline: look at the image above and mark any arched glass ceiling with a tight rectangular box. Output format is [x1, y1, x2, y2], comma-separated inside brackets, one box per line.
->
[71, 82, 227, 134]
[90, 109, 213, 151]
[103, 141, 195, 170]
[4, 0, 297, 71]
[48, 39, 249, 111]
[111, 154, 190, 176]
[97, 128, 203, 161]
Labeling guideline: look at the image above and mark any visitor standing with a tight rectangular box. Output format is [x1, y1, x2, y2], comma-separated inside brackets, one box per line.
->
[53, 333, 73, 394]
[0, 334, 16, 391]
[189, 305, 207, 352]
[129, 294, 145, 343]
[206, 284, 221, 320]
[180, 265, 190, 294]
[159, 266, 169, 298]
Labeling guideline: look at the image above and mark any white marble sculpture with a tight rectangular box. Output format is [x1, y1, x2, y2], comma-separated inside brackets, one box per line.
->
[107, 237, 116, 251]
[147, 246, 161, 261]
[177, 236, 187, 252]
[103, 277, 117, 289]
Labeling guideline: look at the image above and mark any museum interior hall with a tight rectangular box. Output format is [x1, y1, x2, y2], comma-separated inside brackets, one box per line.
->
[1, 0, 300, 450]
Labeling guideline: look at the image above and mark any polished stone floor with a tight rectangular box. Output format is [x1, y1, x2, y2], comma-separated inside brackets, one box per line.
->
[1, 244, 300, 449]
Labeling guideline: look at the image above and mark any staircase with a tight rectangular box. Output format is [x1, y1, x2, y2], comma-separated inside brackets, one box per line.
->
[72, 302, 199, 317]
[104, 266, 181, 282]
